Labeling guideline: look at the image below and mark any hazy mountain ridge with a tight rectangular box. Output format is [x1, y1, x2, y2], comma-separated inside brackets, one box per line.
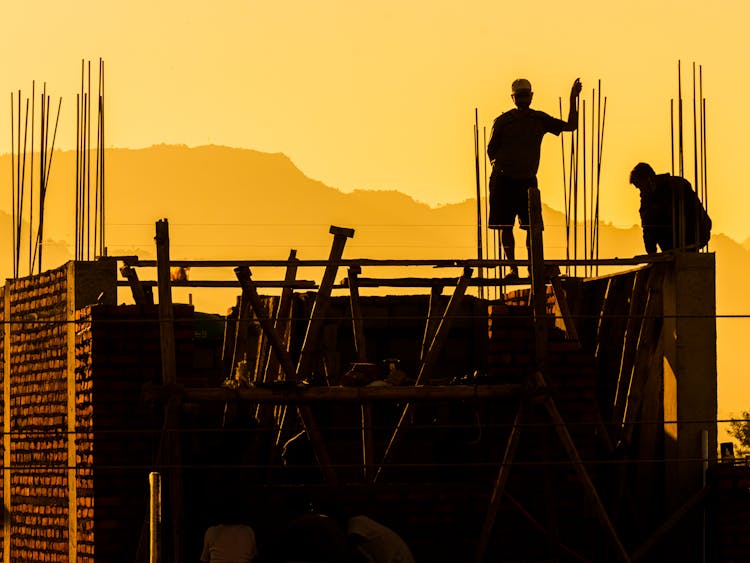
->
[0, 145, 745, 426]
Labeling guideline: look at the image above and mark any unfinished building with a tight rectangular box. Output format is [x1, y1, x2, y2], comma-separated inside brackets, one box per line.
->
[0, 217, 745, 563]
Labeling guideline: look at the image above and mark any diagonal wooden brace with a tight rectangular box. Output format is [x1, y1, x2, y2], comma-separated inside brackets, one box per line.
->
[296, 225, 355, 380]
[474, 402, 526, 563]
[235, 265, 338, 484]
[533, 370, 631, 563]
[263, 249, 299, 383]
[374, 268, 472, 482]
[119, 264, 154, 305]
[347, 265, 367, 362]
[234, 266, 297, 381]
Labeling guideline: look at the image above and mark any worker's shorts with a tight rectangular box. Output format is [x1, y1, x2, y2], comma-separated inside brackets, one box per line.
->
[488, 173, 542, 231]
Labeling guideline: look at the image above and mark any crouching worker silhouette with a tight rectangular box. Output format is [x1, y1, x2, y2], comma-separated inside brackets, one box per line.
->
[629, 162, 712, 254]
[487, 77, 582, 281]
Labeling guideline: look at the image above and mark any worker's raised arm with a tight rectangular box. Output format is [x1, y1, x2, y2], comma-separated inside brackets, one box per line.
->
[564, 78, 582, 131]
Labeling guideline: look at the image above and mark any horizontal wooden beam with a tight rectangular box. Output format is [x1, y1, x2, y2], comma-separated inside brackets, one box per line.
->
[146, 383, 524, 403]
[112, 255, 675, 269]
[116, 279, 317, 289]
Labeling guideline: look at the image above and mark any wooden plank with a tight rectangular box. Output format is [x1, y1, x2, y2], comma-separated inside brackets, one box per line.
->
[258, 250, 298, 428]
[375, 268, 472, 481]
[234, 266, 297, 381]
[621, 283, 664, 447]
[630, 485, 711, 562]
[594, 273, 634, 424]
[347, 266, 367, 362]
[115, 279, 316, 289]
[154, 219, 182, 563]
[166, 383, 525, 403]
[119, 264, 154, 304]
[550, 275, 579, 343]
[263, 249, 299, 383]
[361, 403, 374, 483]
[234, 266, 338, 484]
[420, 286, 443, 363]
[416, 268, 472, 385]
[534, 371, 631, 563]
[155, 220, 177, 387]
[221, 298, 239, 376]
[296, 404, 338, 484]
[230, 289, 253, 379]
[66, 263, 79, 562]
[473, 402, 525, 563]
[122, 254, 675, 269]
[612, 267, 651, 427]
[296, 226, 354, 380]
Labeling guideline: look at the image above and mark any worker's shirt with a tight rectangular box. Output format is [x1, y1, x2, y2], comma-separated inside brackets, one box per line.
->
[201, 524, 257, 563]
[639, 174, 711, 253]
[487, 108, 567, 178]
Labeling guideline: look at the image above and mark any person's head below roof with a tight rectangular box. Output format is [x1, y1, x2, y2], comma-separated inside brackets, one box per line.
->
[629, 162, 657, 191]
[511, 78, 533, 108]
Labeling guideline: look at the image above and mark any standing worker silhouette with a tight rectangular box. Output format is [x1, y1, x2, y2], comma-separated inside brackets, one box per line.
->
[487, 77, 582, 281]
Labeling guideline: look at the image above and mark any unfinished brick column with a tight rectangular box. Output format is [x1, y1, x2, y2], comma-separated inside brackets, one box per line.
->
[0, 260, 116, 563]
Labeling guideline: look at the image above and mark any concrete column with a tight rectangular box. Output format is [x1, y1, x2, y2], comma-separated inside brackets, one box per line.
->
[662, 251, 716, 560]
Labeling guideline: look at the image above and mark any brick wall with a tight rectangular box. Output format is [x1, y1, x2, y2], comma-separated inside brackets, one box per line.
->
[0, 261, 116, 563]
[75, 303, 195, 562]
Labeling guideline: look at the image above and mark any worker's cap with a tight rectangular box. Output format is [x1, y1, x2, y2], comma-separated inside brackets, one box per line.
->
[511, 78, 532, 94]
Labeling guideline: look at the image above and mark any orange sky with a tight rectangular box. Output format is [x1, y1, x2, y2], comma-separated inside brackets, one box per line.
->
[1, 1, 748, 442]
[1, 0, 748, 242]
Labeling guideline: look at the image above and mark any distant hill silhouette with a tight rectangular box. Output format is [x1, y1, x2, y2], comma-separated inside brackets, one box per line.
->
[0, 144, 745, 430]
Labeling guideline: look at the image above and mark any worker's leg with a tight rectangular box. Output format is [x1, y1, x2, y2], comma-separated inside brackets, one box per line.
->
[524, 229, 531, 258]
[501, 226, 518, 280]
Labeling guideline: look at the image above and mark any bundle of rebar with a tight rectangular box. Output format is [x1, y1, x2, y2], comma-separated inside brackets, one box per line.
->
[671, 60, 709, 251]
[560, 79, 607, 278]
[9, 82, 62, 278]
[76, 58, 106, 261]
